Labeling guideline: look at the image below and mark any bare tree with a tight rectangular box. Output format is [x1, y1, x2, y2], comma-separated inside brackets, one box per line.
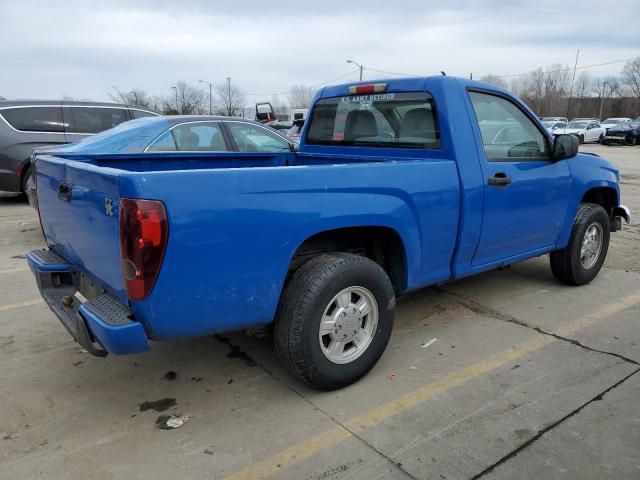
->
[270, 95, 287, 118]
[479, 75, 508, 89]
[621, 57, 640, 99]
[213, 82, 246, 117]
[288, 85, 314, 108]
[575, 72, 591, 99]
[109, 87, 156, 109]
[166, 81, 208, 115]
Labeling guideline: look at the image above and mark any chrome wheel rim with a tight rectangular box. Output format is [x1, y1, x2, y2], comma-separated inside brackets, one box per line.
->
[318, 286, 379, 364]
[580, 222, 603, 269]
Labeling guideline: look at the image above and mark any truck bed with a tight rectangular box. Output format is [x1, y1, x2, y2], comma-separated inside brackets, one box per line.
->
[36, 152, 460, 339]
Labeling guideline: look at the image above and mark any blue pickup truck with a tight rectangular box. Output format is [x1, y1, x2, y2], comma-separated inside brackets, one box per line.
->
[28, 76, 630, 389]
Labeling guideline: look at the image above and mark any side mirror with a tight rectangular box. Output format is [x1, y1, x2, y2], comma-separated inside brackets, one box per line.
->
[552, 134, 578, 160]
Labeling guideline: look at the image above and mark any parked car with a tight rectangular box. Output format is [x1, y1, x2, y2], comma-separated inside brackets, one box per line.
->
[570, 117, 600, 122]
[26, 115, 297, 208]
[28, 76, 629, 390]
[600, 118, 632, 130]
[554, 120, 605, 144]
[601, 120, 640, 145]
[541, 116, 568, 123]
[0, 100, 158, 196]
[541, 120, 566, 133]
[266, 120, 293, 133]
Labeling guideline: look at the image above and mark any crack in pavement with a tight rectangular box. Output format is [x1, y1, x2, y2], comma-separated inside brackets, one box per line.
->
[433, 286, 639, 366]
[219, 283, 638, 480]
[214, 334, 418, 480]
[469, 367, 640, 479]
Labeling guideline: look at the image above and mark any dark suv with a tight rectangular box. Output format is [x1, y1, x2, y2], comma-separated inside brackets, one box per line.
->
[0, 100, 158, 195]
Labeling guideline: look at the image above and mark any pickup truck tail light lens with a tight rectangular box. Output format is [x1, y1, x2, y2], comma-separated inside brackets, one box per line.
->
[119, 199, 168, 301]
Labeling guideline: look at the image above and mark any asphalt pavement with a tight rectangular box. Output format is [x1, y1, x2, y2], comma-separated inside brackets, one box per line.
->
[0, 144, 638, 480]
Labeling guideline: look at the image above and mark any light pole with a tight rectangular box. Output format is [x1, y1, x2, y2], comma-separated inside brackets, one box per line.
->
[346, 59, 363, 81]
[171, 86, 178, 114]
[598, 81, 609, 121]
[226, 77, 232, 116]
[199, 80, 212, 115]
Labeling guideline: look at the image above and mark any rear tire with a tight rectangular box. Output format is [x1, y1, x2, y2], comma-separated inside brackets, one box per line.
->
[550, 203, 610, 286]
[21, 167, 31, 196]
[274, 253, 395, 390]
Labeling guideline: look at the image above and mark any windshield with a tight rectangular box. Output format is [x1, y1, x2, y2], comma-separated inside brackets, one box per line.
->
[603, 119, 621, 124]
[306, 92, 440, 148]
[567, 121, 588, 129]
[541, 121, 554, 127]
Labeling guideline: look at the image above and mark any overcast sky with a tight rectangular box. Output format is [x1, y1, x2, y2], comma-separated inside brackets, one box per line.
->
[1, 0, 638, 103]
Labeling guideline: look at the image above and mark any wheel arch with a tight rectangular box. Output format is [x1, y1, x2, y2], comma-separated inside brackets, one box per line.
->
[580, 186, 619, 216]
[557, 181, 620, 249]
[288, 225, 408, 296]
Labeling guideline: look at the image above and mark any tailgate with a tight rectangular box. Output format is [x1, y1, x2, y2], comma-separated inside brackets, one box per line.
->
[36, 155, 126, 301]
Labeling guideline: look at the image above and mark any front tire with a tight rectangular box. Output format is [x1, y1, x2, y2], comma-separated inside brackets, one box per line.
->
[274, 253, 395, 390]
[577, 134, 584, 144]
[550, 203, 610, 286]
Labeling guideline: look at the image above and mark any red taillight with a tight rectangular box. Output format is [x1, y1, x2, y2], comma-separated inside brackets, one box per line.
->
[347, 83, 388, 95]
[119, 198, 168, 301]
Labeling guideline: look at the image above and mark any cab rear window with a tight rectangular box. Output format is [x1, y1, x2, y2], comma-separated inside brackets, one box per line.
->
[306, 92, 440, 149]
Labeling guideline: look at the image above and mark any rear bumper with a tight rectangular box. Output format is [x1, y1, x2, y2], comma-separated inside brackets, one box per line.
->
[26, 249, 150, 356]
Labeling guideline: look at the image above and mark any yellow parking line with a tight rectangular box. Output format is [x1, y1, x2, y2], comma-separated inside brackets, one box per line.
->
[225, 290, 640, 480]
[0, 267, 29, 275]
[0, 299, 43, 312]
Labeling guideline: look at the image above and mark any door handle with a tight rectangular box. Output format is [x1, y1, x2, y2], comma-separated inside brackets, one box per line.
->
[488, 173, 512, 188]
[57, 183, 72, 201]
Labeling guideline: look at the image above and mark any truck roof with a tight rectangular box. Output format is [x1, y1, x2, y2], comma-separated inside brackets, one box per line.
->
[317, 75, 509, 100]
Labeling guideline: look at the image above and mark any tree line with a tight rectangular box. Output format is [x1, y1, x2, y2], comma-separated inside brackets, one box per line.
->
[480, 57, 640, 119]
[109, 82, 315, 117]
[108, 58, 640, 120]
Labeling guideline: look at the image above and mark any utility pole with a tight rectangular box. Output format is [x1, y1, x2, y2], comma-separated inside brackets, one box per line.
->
[346, 59, 363, 81]
[226, 77, 232, 116]
[171, 85, 179, 114]
[199, 80, 212, 114]
[566, 49, 579, 119]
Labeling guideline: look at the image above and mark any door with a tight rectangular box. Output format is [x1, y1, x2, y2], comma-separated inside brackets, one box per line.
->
[586, 122, 601, 142]
[63, 106, 129, 142]
[468, 90, 572, 267]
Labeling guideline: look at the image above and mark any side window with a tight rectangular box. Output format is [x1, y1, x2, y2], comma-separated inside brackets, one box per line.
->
[131, 109, 158, 119]
[226, 122, 291, 153]
[146, 130, 177, 152]
[147, 122, 228, 152]
[469, 91, 548, 160]
[70, 107, 128, 134]
[0, 107, 64, 132]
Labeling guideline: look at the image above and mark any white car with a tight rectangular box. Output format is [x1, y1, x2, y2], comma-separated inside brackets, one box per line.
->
[541, 120, 566, 134]
[600, 117, 632, 130]
[554, 120, 605, 144]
